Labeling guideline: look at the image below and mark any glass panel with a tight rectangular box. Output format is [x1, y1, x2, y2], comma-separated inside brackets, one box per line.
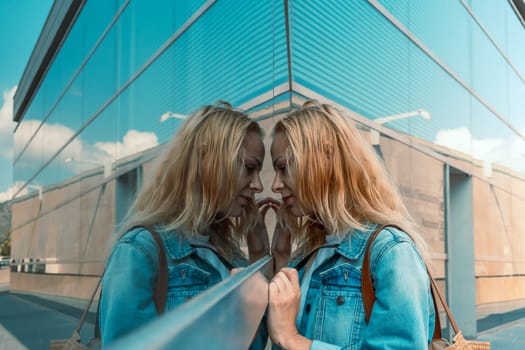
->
[13, 89, 44, 161]
[508, 70, 525, 177]
[471, 20, 509, 120]
[114, 52, 171, 150]
[291, 0, 473, 154]
[42, 27, 82, 122]
[82, 0, 121, 60]
[116, 0, 178, 86]
[471, 0, 525, 77]
[13, 1, 120, 184]
[378, 0, 471, 84]
[291, 1, 412, 119]
[470, 98, 513, 180]
[18, 0, 120, 158]
[10, 194, 43, 271]
[381, 137, 446, 260]
[378, 0, 515, 125]
[287, 0, 525, 316]
[80, 104, 117, 178]
[506, 9, 525, 79]
[81, 29, 117, 125]
[166, 0, 286, 108]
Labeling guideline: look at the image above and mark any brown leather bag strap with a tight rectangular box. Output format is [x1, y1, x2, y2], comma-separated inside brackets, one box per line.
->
[361, 224, 387, 323]
[426, 263, 460, 334]
[138, 225, 169, 315]
[361, 224, 453, 341]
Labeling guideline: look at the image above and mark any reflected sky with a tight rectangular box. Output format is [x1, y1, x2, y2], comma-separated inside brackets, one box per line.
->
[11, 0, 525, 199]
[0, 0, 53, 201]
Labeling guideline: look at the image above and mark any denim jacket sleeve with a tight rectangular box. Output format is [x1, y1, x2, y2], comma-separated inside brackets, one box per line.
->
[361, 230, 434, 349]
[99, 228, 269, 349]
[99, 229, 159, 348]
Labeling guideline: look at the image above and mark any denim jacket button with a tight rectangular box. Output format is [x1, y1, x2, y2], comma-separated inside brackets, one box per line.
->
[305, 303, 311, 313]
[336, 296, 345, 305]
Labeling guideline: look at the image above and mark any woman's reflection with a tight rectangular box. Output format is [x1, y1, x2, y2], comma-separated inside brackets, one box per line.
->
[99, 101, 271, 349]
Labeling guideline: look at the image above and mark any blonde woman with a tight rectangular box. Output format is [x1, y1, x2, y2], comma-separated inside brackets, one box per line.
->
[99, 102, 273, 348]
[267, 101, 434, 349]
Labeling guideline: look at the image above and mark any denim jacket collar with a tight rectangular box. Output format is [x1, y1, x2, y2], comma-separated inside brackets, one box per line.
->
[159, 230, 195, 260]
[335, 229, 369, 261]
[159, 229, 247, 268]
[290, 225, 377, 268]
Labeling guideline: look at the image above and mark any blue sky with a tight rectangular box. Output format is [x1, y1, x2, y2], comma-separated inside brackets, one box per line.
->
[0, 0, 53, 202]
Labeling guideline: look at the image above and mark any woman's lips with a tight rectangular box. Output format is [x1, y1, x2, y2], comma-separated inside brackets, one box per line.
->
[282, 195, 293, 205]
[238, 195, 252, 204]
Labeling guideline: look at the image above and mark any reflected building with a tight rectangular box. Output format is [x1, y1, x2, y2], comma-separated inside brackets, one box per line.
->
[11, 0, 525, 338]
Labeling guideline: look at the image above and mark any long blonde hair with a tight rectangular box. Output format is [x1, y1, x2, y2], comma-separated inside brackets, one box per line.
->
[275, 101, 426, 257]
[119, 102, 261, 259]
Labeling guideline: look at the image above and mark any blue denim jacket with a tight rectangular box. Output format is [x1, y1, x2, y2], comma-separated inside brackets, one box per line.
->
[99, 226, 257, 348]
[289, 226, 435, 350]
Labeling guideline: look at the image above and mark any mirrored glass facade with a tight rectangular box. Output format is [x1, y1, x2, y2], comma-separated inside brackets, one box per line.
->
[11, 0, 525, 330]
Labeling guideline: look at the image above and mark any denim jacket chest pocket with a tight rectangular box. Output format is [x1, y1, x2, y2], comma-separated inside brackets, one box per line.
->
[312, 263, 365, 348]
[167, 262, 220, 309]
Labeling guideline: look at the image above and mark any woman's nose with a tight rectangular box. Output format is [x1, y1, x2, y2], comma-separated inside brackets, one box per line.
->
[272, 174, 283, 193]
[250, 174, 263, 193]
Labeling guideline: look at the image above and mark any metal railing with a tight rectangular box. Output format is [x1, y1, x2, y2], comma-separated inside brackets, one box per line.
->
[108, 255, 273, 350]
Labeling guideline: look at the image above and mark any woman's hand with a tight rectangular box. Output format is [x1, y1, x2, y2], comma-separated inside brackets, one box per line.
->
[271, 217, 291, 275]
[246, 197, 280, 263]
[268, 268, 311, 350]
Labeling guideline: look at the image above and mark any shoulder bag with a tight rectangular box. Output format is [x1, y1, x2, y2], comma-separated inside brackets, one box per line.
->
[361, 224, 490, 350]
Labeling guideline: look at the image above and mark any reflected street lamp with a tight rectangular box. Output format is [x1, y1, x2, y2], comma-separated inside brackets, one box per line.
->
[370, 109, 432, 145]
[26, 184, 42, 201]
[65, 157, 112, 178]
[159, 112, 187, 123]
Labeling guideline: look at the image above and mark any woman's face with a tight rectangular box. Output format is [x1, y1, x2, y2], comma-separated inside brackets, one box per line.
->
[271, 131, 304, 216]
[228, 130, 265, 217]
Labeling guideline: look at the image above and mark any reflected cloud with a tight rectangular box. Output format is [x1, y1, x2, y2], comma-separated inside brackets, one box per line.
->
[16, 119, 83, 164]
[435, 126, 525, 173]
[0, 86, 17, 160]
[17, 120, 159, 173]
[94, 129, 158, 160]
[0, 181, 29, 203]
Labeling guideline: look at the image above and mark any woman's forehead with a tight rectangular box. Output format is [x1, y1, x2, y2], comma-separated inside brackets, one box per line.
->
[271, 131, 289, 155]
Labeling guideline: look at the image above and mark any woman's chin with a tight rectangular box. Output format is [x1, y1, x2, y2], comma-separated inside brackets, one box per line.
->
[289, 207, 305, 217]
[228, 206, 244, 218]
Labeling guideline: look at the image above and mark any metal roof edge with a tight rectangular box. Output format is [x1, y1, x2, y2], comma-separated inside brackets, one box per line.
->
[13, 0, 84, 123]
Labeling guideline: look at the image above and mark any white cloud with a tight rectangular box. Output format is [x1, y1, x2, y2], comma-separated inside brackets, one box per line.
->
[16, 122, 158, 173]
[435, 127, 525, 173]
[4, 97, 159, 197]
[18, 120, 82, 159]
[435, 127, 505, 160]
[95, 129, 158, 160]
[0, 86, 17, 160]
[0, 181, 28, 203]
